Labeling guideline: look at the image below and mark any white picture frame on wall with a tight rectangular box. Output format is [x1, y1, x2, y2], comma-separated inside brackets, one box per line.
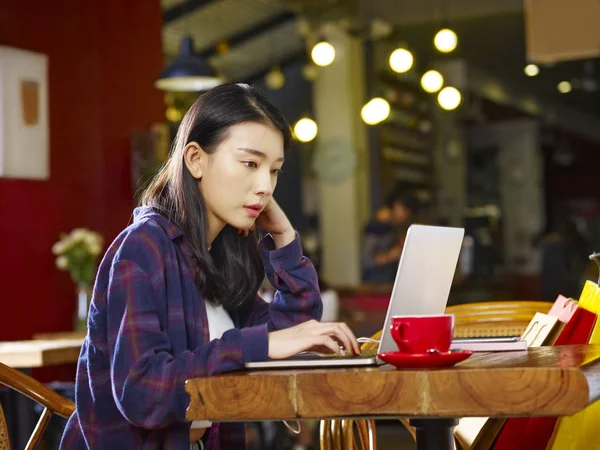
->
[0, 46, 49, 179]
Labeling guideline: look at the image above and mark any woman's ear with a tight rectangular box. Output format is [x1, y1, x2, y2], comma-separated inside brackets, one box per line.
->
[183, 142, 204, 179]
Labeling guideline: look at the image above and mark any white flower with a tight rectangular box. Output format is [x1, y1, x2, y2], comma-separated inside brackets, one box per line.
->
[52, 241, 63, 255]
[88, 241, 102, 255]
[52, 236, 71, 255]
[70, 228, 88, 243]
[83, 231, 103, 255]
[52, 227, 103, 285]
[56, 256, 69, 270]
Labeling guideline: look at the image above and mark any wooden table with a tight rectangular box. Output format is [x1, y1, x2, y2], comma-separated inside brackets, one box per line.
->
[0, 338, 84, 369]
[0, 336, 84, 448]
[185, 345, 600, 450]
[32, 331, 86, 341]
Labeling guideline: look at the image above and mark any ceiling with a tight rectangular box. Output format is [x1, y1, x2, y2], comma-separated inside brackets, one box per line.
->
[383, 13, 600, 119]
[160, 0, 304, 81]
[159, 0, 599, 119]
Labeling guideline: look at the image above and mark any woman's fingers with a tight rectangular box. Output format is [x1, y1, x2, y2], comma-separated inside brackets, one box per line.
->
[307, 322, 359, 355]
[338, 322, 362, 354]
[268, 320, 360, 359]
[315, 335, 344, 355]
[328, 324, 355, 355]
[323, 323, 359, 355]
[302, 320, 360, 354]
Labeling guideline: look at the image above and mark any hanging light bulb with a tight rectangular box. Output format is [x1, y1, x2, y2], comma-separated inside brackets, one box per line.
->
[301, 63, 319, 81]
[389, 48, 413, 73]
[434, 28, 458, 53]
[437, 86, 462, 110]
[524, 64, 539, 77]
[265, 66, 286, 90]
[557, 81, 572, 94]
[421, 70, 444, 93]
[361, 98, 391, 125]
[165, 106, 183, 123]
[311, 41, 335, 67]
[294, 118, 318, 142]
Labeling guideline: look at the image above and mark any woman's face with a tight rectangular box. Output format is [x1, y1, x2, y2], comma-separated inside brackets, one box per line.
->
[185, 121, 284, 243]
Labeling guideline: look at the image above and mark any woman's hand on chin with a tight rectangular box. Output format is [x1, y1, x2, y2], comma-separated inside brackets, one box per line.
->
[237, 198, 295, 248]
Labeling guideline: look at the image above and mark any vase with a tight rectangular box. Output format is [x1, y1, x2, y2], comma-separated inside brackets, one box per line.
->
[75, 286, 91, 331]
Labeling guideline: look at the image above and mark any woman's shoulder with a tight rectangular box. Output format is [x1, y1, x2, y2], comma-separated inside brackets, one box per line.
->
[105, 207, 181, 271]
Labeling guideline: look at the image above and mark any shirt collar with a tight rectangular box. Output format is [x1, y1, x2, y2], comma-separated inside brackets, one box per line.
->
[133, 206, 183, 240]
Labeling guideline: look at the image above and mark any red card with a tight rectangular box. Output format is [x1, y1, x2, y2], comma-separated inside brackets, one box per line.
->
[552, 307, 596, 345]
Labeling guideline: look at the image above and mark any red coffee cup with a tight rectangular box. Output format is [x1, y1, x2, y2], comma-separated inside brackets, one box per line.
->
[390, 315, 454, 354]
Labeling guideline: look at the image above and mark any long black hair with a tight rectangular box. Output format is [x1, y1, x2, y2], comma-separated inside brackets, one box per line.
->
[140, 83, 292, 311]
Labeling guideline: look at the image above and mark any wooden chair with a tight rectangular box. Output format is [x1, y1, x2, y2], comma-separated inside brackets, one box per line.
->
[320, 300, 553, 449]
[447, 301, 553, 338]
[0, 362, 75, 450]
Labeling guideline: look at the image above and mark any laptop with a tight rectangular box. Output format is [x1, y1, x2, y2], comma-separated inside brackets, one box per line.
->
[245, 224, 465, 369]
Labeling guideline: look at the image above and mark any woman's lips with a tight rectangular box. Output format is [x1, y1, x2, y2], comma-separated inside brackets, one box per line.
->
[244, 206, 261, 217]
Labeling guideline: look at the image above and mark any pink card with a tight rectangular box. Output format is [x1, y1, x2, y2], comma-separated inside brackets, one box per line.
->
[548, 295, 578, 323]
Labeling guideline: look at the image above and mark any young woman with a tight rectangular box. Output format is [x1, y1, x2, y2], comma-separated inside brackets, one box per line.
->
[59, 83, 360, 450]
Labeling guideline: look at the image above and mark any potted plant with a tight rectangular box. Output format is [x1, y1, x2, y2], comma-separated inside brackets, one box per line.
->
[52, 228, 104, 331]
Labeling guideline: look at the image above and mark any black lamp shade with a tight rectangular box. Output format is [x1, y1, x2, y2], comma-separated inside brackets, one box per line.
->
[156, 36, 222, 92]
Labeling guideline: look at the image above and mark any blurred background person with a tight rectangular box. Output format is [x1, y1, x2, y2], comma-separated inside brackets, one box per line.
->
[361, 186, 420, 283]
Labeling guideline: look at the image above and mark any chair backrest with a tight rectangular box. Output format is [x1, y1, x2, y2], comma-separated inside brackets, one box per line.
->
[446, 300, 553, 338]
[0, 404, 10, 450]
[0, 362, 75, 450]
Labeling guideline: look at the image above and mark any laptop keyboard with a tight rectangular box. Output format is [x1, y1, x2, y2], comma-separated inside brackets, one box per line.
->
[317, 348, 379, 360]
[359, 348, 378, 358]
[347, 348, 378, 359]
[289, 348, 379, 361]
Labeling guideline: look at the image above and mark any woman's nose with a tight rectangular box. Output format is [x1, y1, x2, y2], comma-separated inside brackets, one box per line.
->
[254, 171, 274, 197]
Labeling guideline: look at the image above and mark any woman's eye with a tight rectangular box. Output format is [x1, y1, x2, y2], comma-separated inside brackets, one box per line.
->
[271, 168, 282, 175]
[244, 161, 258, 169]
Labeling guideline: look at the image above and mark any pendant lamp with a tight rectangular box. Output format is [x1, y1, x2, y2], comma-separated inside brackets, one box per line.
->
[155, 36, 222, 92]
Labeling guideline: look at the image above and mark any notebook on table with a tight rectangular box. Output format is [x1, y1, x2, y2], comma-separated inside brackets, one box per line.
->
[450, 336, 528, 352]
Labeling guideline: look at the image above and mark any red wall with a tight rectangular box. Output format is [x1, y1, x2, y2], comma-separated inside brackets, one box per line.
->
[0, 1, 165, 342]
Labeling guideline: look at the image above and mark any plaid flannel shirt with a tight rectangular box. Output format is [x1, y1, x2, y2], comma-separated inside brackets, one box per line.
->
[59, 207, 322, 449]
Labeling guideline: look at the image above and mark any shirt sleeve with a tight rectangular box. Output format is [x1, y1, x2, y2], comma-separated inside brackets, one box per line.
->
[243, 232, 323, 329]
[106, 259, 268, 429]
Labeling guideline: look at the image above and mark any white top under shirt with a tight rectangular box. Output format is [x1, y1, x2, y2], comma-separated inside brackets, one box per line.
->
[190, 301, 235, 429]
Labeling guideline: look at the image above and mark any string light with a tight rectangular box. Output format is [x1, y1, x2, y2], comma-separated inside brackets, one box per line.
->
[301, 63, 319, 81]
[437, 86, 462, 110]
[524, 64, 539, 77]
[293, 118, 318, 142]
[311, 41, 335, 67]
[421, 70, 444, 93]
[265, 66, 285, 90]
[557, 81, 572, 94]
[389, 48, 414, 73]
[434, 28, 458, 53]
[361, 98, 391, 125]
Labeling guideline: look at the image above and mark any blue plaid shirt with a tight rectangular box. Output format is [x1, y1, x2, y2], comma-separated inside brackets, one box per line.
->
[59, 207, 322, 449]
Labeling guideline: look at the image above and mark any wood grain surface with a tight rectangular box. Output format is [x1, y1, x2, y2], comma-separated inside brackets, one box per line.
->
[186, 345, 600, 422]
[0, 338, 82, 368]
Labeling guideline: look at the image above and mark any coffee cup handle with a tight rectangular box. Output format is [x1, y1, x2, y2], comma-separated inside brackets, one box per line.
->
[392, 322, 411, 351]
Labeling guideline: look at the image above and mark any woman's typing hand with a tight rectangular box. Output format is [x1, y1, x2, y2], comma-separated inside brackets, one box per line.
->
[268, 320, 361, 359]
